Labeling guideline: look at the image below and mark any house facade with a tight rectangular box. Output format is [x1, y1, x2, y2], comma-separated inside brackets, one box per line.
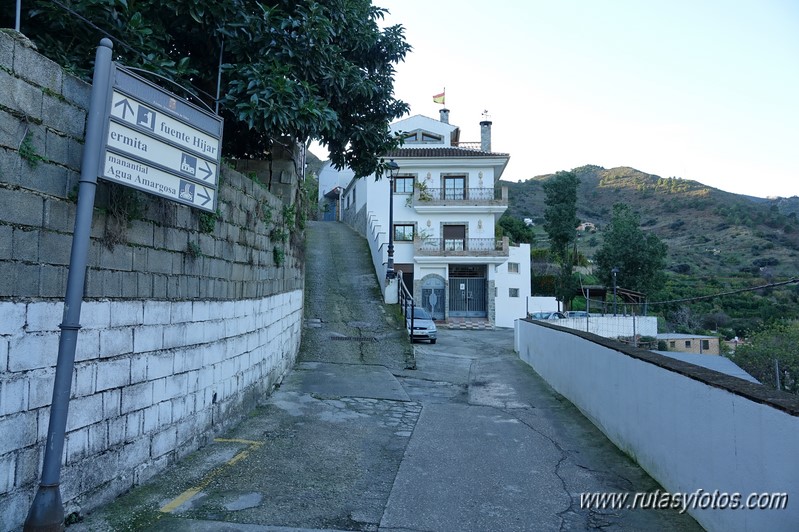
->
[657, 333, 721, 355]
[340, 110, 530, 328]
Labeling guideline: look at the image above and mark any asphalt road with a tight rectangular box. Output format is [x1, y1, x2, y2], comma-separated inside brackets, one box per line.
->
[71, 222, 700, 531]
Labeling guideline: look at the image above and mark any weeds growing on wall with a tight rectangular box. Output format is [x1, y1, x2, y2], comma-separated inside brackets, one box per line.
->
[273, 245, 285, 267]
[186, 241, 202, 259]
[198, 209, 221, 234]
[257, 200, 273, 225]
[270, 226, 288, 243]
[102, 185, 144, 250]
[19, 131, 45, 168]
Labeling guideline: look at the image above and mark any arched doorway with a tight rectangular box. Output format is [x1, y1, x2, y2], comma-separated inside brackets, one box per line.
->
[420, 275, 445, 320]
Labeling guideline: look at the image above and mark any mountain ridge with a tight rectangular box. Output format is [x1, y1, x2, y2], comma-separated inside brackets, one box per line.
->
[501, 165, 798, 280]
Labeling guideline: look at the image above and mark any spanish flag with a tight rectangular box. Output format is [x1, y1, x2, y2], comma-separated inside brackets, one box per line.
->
[432, 90, 445, 105]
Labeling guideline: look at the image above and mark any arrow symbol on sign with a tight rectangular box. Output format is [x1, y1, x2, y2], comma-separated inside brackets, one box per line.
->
[200, 161, 213, 181]
[197, 187, 211, 206]
[114, 98, 134, 120]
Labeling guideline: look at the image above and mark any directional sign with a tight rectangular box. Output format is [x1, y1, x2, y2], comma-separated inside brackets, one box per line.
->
[100, 64, 223, 212]
[110, 91, 220, 162]
[114, 67, 222, 137]
[103, 152, 215, 210]
[106, 121, 217, 183]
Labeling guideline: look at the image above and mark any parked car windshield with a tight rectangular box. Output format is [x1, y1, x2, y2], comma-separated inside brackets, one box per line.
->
[411, 308, 432, 320]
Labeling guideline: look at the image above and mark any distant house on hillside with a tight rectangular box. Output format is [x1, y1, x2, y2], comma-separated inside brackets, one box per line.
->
[577, 222, 596, 232]
[657, 333, 721, 355]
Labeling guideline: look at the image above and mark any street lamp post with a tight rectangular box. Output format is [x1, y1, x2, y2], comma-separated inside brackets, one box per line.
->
[611, 267, 619, 316]
[386, 159, 400, 279]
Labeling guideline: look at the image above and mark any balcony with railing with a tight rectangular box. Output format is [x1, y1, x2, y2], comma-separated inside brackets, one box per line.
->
[412, 186, 508, 210]
[415, 236, 509, 258]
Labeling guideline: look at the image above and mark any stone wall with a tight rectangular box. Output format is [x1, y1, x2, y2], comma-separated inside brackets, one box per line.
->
[343, 201, 368, 238]
[0, 30, 305, 530]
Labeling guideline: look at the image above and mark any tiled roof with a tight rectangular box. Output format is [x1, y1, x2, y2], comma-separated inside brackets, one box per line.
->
[384, 147, 509, 158]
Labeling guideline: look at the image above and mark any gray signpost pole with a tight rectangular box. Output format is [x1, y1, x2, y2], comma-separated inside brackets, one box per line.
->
[24, 38, 113, 532]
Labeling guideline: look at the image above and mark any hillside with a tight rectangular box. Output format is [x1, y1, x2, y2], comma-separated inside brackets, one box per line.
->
[501, 165, 799, 280]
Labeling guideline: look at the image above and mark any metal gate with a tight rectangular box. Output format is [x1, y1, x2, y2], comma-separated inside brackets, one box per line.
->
[421, 276, 445, 320]
[448, 277, 487, 317]
[322, 200, 336, 221]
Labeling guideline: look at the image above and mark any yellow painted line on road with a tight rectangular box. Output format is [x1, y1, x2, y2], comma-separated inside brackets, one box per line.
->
[214, 438, 264, 446]
[158, 438, 263, 514]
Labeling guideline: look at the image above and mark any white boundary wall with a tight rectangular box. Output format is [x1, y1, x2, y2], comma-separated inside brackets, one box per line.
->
[0, 291, 303, 530]
[494, 244, 531, 328]
[515, 319, 799, 532]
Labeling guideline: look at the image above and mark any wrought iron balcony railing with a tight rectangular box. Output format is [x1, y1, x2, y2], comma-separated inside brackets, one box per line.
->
[413, 186, 508, 205]
[415, 236, 509, 257]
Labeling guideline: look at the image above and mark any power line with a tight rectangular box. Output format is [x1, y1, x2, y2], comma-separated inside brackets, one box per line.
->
[585, 277, 798, 309]
[646, 278, 799, 306]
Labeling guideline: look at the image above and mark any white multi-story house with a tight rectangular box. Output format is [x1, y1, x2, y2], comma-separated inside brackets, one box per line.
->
[339, 109, 530, 328]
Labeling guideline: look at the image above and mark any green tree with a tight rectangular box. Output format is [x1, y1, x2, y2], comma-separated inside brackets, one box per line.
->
[497, 213, 534, 244]
[731, 321, 799, 394]
[594, 203, 667, 296]
[542, 170, 580, 308]
[19, 0, 410, 177]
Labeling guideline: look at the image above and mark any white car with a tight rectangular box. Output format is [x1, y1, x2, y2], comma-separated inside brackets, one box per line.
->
[406, 306, 437, 344]
[529, 311, 566, 320]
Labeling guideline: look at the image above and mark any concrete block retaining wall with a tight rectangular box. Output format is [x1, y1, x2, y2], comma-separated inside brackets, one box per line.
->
[1, 30, 305, 530]
[515, 319, 799, 532]
[0, 293, 302, 527]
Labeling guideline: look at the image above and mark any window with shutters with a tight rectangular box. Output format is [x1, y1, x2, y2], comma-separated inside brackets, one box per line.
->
[443, 224, 466, 251]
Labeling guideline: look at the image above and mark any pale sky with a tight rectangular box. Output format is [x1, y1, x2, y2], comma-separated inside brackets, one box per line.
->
[314, 0, 798, 199]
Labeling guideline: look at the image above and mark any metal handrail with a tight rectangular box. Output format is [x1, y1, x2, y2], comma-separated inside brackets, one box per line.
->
[396, 270, 416, 343]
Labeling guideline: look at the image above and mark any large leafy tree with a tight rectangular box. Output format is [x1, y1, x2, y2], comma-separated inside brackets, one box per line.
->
[542, 170, 580, 308]
[16, 0, 410, 177]
[594, 203, 668, 296]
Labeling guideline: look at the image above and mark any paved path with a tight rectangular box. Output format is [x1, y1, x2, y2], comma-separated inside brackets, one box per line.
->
[72, 222, 699, 531]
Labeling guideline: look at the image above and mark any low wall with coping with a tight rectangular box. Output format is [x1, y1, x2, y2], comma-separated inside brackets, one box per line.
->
[515, 318, 799, 532]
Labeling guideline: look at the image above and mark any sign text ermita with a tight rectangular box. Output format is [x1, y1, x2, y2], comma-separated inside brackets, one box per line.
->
[101, 65, 223, 212]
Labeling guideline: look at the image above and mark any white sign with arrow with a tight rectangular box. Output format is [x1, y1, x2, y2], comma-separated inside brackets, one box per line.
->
[106, 121, 217, 183]
[100, 65, 223, 213]
[110, 91, 220, 161]
[103, 151, 215, 209]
